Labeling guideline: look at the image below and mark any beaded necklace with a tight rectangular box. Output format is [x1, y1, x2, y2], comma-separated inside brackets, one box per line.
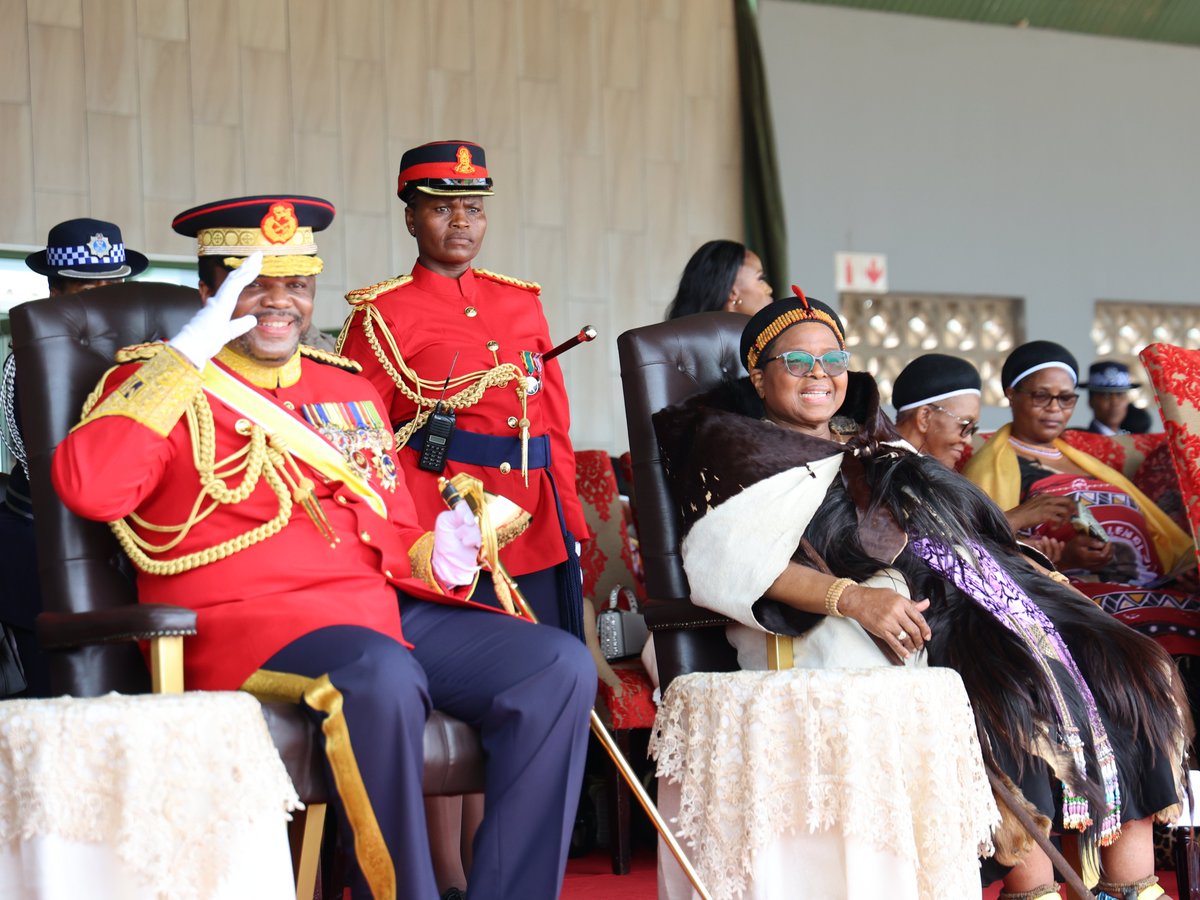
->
[1008, 435, 1063, 459]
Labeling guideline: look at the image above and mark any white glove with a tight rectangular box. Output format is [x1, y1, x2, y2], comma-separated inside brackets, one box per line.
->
[432, 503, 482, 587]
[169, 251, 263, 368]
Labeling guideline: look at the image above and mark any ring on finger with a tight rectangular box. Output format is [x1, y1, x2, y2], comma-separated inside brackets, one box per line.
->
[897, 631, 908, 642]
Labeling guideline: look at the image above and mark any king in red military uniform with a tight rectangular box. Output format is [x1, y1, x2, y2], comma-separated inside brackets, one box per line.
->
[337, 140, 589, 635]
[51, 196, 594, 900]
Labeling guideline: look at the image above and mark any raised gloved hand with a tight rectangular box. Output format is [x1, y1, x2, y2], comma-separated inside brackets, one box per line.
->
[168, 251, 263, 368]
[432, 502, 482, 587]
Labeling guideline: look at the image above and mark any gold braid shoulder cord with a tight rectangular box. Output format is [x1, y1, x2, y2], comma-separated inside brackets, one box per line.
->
[338, 304, 534, 484]
[81, 386, 321, 576]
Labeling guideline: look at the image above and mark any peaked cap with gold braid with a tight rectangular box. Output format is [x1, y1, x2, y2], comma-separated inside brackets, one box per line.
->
[741, 285, 846, 370]
[172, 195, 335, 278]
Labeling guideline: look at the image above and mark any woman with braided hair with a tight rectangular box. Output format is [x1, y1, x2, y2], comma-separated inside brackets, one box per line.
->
[653, 291, 1189, 900]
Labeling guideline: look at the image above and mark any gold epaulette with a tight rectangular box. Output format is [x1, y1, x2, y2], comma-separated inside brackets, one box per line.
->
[115, 341, 168, 363]
[344, 275, 413, 306]
[300, 345, 362, 372]
[474, 268, 541, 293]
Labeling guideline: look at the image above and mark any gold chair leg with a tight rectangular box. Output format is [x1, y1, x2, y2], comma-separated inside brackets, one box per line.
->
[294, 802, 326, 900]
[149, 635, 184, 694]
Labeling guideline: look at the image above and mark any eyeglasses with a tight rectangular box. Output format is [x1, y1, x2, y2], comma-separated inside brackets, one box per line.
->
[928, 403, 980, 438]
[764, 349, 851, 378]
[1013, 388, 1079, 410]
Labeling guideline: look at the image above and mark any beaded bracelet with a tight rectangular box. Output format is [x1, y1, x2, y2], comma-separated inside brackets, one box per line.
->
[824, 577, 854, 618]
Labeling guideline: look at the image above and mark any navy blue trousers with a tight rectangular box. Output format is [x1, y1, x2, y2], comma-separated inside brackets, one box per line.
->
[263, 596, 594, 900]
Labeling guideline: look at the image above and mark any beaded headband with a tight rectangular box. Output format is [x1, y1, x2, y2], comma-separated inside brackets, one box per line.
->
[745, 286, 845, 370]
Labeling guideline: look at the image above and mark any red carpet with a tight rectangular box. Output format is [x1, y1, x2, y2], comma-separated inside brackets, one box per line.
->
[561, 850, 656, 899]
[560, 851, 1179, 899]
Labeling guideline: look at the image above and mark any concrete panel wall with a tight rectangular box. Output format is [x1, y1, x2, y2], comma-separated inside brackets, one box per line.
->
[1, 0, 743, 451]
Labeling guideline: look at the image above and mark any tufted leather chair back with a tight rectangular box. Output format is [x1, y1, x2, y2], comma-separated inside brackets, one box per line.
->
[11, 282, 202, 696]
[617, 312, 748, 687]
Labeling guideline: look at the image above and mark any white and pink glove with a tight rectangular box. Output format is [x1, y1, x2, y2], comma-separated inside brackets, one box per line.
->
[169, 251, 263, 369]
[431, 503, 482, 588]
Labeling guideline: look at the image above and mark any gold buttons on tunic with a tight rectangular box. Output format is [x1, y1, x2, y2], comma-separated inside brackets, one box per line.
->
[283, 401, 295, 410]
[506, 416, 519, 428]
[499, 462, 512, 475]
[486, 340, 499, 351]
[385, 569, 393, 579]
[337, 496, 348, 505]
[360, 531, 371, 542]
[464, 306, 478, 317]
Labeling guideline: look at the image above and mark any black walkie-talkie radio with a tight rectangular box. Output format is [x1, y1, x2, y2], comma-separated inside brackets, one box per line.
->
[417, 352, 459, 473]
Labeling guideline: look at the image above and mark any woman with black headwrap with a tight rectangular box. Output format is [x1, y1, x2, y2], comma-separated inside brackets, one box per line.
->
[654, 296, 1188, 900]
[963, 341, 1200, 660]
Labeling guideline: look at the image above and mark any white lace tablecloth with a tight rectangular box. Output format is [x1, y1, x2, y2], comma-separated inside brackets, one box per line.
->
[651, 667, 999, 899]
[0, 691, 301, 900]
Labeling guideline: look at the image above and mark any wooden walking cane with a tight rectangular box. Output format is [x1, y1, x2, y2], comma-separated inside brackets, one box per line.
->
[438, 476, 714, 900]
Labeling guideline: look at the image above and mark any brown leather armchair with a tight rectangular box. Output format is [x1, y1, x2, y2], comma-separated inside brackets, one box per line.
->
[617, 311, 747, 689]
[11, 281, 484, 898]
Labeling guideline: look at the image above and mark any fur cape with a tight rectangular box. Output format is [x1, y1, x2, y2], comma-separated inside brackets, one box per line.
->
[654, 374, 1189, 855]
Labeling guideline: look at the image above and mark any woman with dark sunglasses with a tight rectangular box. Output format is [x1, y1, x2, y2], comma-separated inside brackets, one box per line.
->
[964, 341, 1200, 660]
[654, 297, 1187, 900]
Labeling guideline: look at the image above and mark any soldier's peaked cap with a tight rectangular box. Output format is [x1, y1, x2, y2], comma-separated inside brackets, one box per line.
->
[171, 195, 335, 278]
[397, 141, 494, 201]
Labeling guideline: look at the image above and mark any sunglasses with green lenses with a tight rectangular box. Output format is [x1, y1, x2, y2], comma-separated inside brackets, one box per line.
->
[764, 349, 851, 378]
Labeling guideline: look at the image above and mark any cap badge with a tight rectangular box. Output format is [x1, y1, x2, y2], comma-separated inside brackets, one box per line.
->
[87, 233, 112, 258]
[261, 201, 299, 244]
[453, 145, 476, 175]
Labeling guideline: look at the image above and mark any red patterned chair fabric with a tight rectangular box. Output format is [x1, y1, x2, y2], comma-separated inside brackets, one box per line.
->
[574, 449, 656, 875]
[575, 450, 646, 607]
[1140, 344, 1200, 564]
[574, 448, 654, 730]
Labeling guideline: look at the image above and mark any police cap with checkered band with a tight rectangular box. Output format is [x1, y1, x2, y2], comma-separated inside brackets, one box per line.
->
[25, 218, 148, 280]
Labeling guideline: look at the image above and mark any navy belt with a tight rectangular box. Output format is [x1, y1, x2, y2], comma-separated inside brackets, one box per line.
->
[404, 423, 551, 470]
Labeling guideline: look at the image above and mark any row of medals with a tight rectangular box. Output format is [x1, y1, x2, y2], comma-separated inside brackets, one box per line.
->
[301, 403, 399, 492]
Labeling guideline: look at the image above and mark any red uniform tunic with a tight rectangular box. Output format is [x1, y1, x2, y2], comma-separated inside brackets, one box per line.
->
[52, 347, 489, 691]
[338, 263, 587, 576]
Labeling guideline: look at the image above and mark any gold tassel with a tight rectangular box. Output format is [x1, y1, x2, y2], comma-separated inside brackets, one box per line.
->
[272, 436, 339, 547]
[293, 475, 339, 546]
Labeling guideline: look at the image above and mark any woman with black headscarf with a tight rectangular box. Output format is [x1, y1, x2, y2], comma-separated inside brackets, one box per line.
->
[964, 341, 1200, 660]
[654, 296, 1187, 900]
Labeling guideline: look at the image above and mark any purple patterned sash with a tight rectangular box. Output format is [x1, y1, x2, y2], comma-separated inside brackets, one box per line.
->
[911, 537, 1122, 842]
